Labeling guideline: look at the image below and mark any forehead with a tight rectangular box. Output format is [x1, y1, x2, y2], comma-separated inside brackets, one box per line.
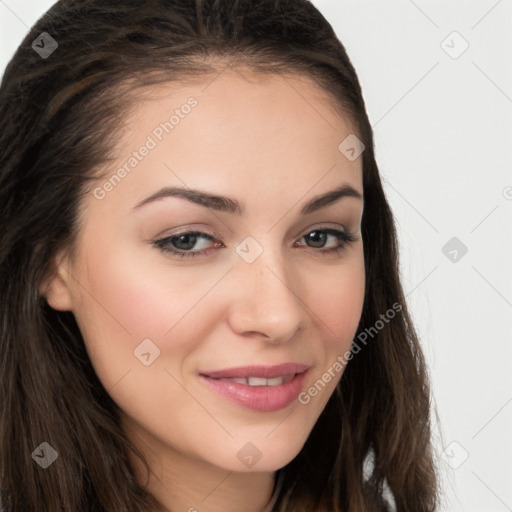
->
[87, 70, 363, 218]
[116, 68, 358, 154]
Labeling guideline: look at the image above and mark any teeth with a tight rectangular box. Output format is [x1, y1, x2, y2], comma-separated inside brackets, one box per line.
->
[266, 377, 285, 386]
[248, 377, 271, 386]
[218, 376, 290, 386]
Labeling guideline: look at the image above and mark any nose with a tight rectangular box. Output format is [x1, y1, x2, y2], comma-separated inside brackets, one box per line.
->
[226, 246, 308, 343]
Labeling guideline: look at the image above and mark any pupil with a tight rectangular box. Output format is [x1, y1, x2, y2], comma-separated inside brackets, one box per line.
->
[173, 234, 197, 250]
[307, 231, 326, 248]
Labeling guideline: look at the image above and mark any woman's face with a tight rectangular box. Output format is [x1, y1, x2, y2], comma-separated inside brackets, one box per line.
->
[47, 70, 365, 473]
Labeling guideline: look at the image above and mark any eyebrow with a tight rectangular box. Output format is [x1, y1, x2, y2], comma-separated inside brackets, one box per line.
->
[132, 183, 362, 216]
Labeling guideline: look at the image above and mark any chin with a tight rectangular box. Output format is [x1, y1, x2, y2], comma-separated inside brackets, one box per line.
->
[219, 436, 308, 473]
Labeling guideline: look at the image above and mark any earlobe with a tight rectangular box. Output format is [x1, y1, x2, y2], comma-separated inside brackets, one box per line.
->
[39, 256, 74, 311]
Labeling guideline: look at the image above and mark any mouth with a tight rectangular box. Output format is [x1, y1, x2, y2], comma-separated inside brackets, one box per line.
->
[214, 375, 295, 386]
[199, 363, 309, 412]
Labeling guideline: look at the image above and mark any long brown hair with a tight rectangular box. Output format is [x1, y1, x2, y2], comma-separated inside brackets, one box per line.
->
[0, 0, 438, 510]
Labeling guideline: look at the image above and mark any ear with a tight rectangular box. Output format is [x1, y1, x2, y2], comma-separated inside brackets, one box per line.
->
[39, 252, 74, 311]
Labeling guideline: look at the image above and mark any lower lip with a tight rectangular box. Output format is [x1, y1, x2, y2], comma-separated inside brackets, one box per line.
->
[199, 371, 308, 412]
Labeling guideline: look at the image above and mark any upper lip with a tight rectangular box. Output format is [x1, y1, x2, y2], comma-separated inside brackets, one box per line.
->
[200, 363, 309, 379]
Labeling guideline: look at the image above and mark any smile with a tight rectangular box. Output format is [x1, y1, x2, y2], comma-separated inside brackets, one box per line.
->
[199, 363, 309, 412]
[216, 374, 295, 386]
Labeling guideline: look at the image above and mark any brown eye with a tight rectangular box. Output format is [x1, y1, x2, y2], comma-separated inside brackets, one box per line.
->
[304, 230, 329, 248]
[297, 228, 357, 255]
[154, 231, 220, 259]
[171, 233, 204, 251]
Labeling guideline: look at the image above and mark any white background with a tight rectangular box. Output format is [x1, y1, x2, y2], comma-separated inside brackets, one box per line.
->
[1, 1, 511, 511]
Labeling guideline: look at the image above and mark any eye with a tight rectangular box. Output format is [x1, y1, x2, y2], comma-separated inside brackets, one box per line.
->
[295, 227, 357, 256]
[153, 231, 222, 259]
[153, 226, 357, 259]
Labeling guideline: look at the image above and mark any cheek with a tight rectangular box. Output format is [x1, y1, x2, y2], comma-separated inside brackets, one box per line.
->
[70, 241, 234, 392]
[69, 247, 218, 429]
[74, 240, 217, 340]
[306, 255, 365, 350]
[295, 258, 365, 416]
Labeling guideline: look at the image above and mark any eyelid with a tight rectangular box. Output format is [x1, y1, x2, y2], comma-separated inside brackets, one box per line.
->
[151, 224, 219, 240]
[153, 222, 350, 244]
[152, 223, 358, 260]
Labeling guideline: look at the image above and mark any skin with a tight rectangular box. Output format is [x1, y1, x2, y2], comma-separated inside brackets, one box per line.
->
[43, 69, 365, 512]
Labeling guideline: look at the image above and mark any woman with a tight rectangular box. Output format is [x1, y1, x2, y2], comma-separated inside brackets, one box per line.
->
[0, 0, 438, 510]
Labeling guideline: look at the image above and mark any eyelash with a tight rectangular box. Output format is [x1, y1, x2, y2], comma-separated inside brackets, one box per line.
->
[153, 227, 357, 259]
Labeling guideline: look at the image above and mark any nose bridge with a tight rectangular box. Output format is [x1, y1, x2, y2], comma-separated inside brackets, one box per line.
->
[227, 240, 308, 341]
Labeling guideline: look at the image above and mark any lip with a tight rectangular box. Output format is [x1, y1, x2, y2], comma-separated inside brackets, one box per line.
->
[201, 363, 309, 379]
[199, 363, 309, 412]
